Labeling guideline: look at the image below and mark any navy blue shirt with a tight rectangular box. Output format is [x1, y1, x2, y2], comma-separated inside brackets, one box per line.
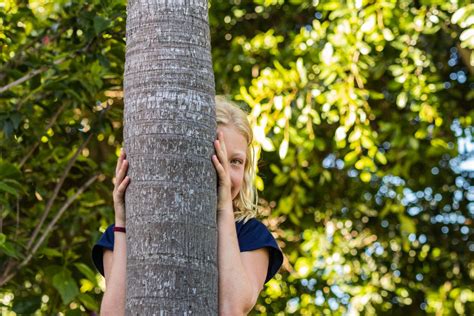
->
[92, 218, 283, 284]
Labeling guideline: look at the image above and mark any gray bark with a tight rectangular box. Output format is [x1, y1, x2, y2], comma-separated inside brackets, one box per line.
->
[123, 0, 217, 314]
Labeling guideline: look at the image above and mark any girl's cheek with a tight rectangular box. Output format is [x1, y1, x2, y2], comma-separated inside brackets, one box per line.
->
[233, 170, 245, 189]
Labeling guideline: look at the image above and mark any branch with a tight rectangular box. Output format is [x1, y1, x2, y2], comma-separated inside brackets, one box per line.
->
[0, 36, 95, 95]
[25, 133, 93, 250]
[24, 175, 99, 266]
[0, 67, 47, 95]
[0, 261, 16, 287]
[0, 56, 69, 94]
[0, 174, 99, 287]
[19, 103, 66, 168]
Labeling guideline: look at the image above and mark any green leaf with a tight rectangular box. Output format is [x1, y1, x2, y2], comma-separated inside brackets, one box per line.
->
[3, 120, 13, 138]
[294, 257, 312, 278]
[40, 247, 63, 258]
[375, 152, 387, 165]
[452, 6, 467, 24]
[0, 161, 21, 178]
[344, 151, 358, 165]
[278, 195, 294, 214]
[261, 137, 275, 151]
[270, 164, 281, 174]
[296, 57, 307, 86]
[397, 92, 408, 109]
[74, 262, 97, 282]
[431, 138, 448, 149]
[10, 112, 21, 129]
[238, 86, 257, 107]
[0, 181, 19, 195]
[289, 212, 300, 225]
[0, 240, 21, 259]
[360, 171, 372, 182]
[52, 268, 80, 305]
[93, 16, 111, 35]
[399, 214, 416, 235]
[12, 296, 42, 314]
[274, 173, 289, 186]
[77, 293, 99, 311]
[409, 137, 419, 150]
[279, 138, 289, 159]
[319, 1, 340, 10]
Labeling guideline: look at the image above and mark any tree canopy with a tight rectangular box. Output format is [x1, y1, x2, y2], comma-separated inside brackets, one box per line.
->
[0, 0, 473, 314]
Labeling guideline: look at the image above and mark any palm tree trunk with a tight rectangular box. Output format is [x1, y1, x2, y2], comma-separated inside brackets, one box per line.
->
[123, 0, 217, 314]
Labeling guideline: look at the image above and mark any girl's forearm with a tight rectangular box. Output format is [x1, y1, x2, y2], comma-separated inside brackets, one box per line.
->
[100, 222, 127, 315]
[218, 210, 255, 315]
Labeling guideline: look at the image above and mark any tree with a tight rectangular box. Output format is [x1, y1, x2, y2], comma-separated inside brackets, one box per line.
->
[123, 0, 217, 313]
[0, 0, 473, 314]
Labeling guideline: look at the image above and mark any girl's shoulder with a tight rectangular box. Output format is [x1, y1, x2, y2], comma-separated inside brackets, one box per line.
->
[91, 224, 115, 276]
[235, 217, 267, 235]
[235, 217, 279, 251]
[235, 217, 284, 283]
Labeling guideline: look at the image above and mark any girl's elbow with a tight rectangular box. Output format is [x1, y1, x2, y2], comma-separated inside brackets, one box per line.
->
[220, 294, 257, 315]
[242, 296, 258, 315]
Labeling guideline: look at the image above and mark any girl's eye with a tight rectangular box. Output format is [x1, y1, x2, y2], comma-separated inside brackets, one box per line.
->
[230, 159, 243, 165]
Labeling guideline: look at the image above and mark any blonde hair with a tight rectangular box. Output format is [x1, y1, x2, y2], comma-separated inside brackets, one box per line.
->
[215, 95, 258, 223]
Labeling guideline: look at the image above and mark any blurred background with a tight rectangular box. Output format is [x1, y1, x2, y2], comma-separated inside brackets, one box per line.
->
[0, 0, 473, 314]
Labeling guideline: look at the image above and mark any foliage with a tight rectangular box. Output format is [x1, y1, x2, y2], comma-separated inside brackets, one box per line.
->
[1, 0, 473, 314]
[1, 0, 125, 314]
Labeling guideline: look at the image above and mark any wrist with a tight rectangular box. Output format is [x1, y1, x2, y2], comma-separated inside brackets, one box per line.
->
[217, 200, 233, 213]
[115, 218, 126, 227]
[217, 206, 234, 222]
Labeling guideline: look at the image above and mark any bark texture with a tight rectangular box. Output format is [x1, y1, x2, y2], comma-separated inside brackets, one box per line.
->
[123, 0, 217, 314]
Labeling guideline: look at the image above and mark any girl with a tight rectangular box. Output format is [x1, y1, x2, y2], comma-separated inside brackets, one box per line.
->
[92, 97, 283, 315]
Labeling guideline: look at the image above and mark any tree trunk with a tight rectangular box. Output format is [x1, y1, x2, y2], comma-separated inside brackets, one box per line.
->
[123, 0, 217, 314]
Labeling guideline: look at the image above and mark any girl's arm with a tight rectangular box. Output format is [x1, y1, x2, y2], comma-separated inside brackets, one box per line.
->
[217, 209, 269, 315]
[213, 132, 269, 315]
[100, 150, 129, 315]
[100, 229, 127, 315]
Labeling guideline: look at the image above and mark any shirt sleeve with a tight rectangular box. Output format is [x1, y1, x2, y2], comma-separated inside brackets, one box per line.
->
[91, 224, 115, 276]
[237, 219, 284, 284]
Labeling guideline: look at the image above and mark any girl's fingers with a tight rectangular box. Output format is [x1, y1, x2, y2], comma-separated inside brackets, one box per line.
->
[217, 132, 227, 155]
[212, 155, 225, 176]
[214, 140, 228, 170]
[212, 155, 231, 191]
[115, 149, 126, 175]
[115, 159, 128, 186]
[115, 150, 122, 174]
[116, 176, 130, 196]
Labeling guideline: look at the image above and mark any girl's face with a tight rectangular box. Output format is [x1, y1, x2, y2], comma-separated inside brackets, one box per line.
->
[217, 124, 247, 200]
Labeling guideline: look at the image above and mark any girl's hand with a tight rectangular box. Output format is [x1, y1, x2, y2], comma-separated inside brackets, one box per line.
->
[212, 132, 233, 216]
[113, 149, 130, 225]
